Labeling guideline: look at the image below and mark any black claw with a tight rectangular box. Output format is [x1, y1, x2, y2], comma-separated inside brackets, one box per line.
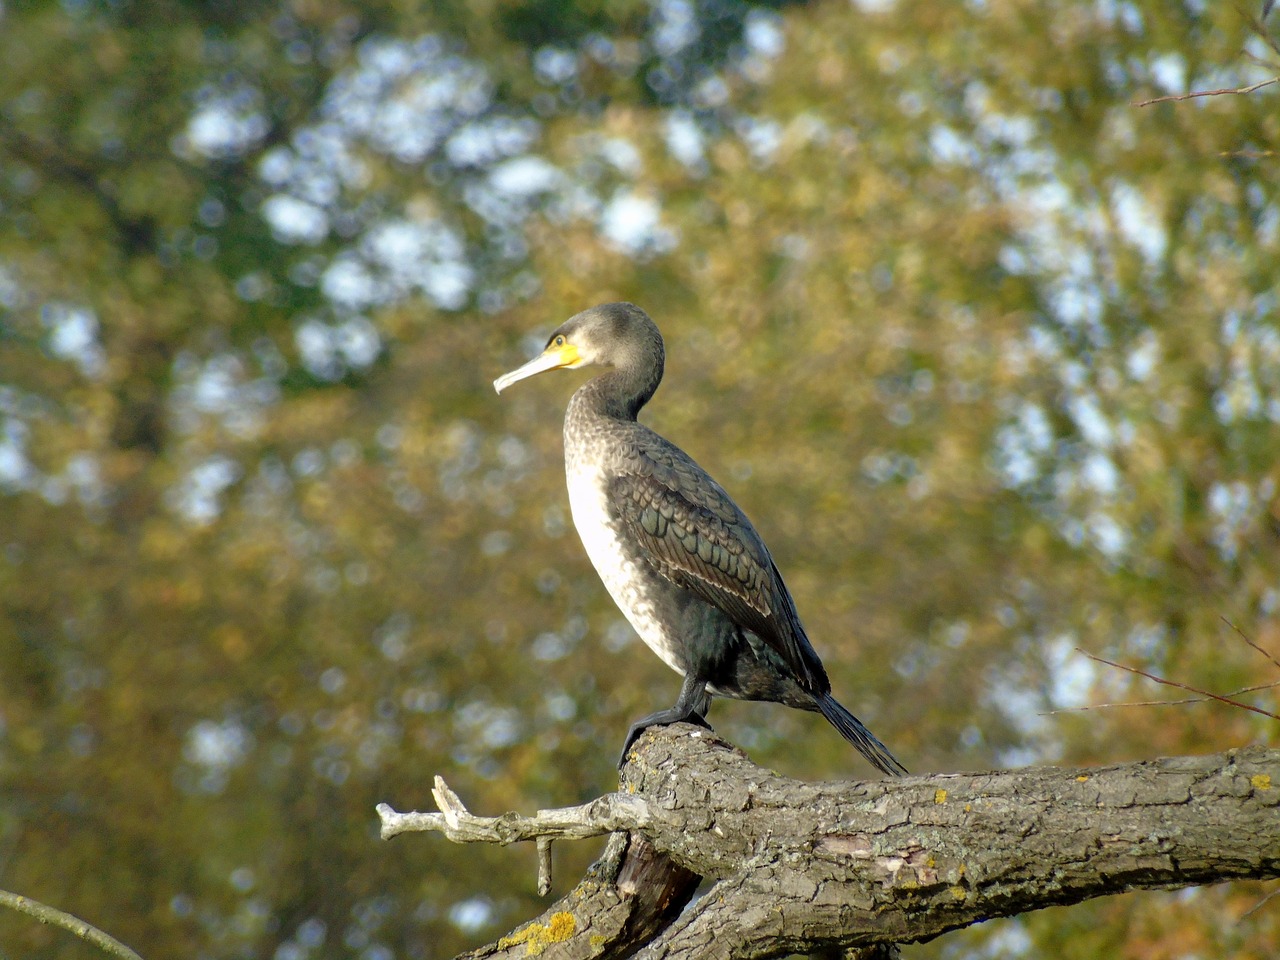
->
[618, 674, 714, 768]
[618, 712, 714, 767]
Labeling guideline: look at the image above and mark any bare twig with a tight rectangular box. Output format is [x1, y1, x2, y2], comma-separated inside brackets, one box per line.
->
[1051, 622, 1279, 717]
[0, 889, 144, 960]
[377, 775, 650, 843]
[1078, 650, 1280, 721]
[1041, 678, 1280, 715]
[378, 775, 652, 894]
[535, 837, 554, 896]
[1222, 617, 1280, 672]
[1252, 1, 1280, 57]
[1133, 76, 1278, 106]
[1240, 884, 1280, 920]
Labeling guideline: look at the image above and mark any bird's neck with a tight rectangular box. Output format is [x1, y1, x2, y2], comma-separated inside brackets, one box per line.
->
[571, 366, 660, 422]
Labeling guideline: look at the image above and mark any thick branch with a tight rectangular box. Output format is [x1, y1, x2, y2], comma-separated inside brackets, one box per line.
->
[452, 831, 701, 960]
[385, 728, 1280, 959]
[623, 732, 1280, 957]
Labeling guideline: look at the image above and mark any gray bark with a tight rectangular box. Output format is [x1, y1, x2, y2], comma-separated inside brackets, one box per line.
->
[384, 726, 1280, 959]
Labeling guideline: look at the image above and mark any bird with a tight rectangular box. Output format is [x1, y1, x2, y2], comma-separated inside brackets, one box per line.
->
[494, 302, 907, 776]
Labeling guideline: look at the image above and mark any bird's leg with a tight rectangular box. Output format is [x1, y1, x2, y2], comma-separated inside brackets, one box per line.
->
[618, 674, 712, 767]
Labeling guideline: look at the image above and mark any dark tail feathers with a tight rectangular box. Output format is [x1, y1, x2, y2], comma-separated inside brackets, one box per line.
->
[816, 693, 908, 777]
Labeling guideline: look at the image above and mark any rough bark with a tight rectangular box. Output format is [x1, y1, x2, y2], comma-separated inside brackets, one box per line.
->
[381, 726, 1280, 959]
[449, 830, 700, 959]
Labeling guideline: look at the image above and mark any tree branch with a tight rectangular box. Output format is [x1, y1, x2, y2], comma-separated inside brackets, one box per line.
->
[1133, 76, 1278, 106]
[378, 775, 652, 844]
[1078, 648, 1280, 721]
[381, 728, 1280, 958]
[0, 121, 159, 254]
[0, 889, 145, 960]
[378, 775, 653, 894]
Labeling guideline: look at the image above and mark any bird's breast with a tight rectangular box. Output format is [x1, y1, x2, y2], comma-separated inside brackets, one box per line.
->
[565, 447, 686, 676]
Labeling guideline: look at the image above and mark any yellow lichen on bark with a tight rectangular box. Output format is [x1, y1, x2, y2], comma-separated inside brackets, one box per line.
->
[496, 912, 577, 956]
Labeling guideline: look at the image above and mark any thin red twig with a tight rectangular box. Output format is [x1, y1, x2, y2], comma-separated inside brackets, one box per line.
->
[1222, 616, 1280, 671]
[1040, 678, 1280, 716]
[1077, 649, 1280, 722]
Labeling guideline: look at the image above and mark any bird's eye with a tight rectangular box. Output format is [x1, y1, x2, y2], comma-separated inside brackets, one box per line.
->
[554, 335, 566, 346]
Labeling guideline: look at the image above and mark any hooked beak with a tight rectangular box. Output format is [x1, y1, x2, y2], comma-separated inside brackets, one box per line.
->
[493, 341, 582, 394]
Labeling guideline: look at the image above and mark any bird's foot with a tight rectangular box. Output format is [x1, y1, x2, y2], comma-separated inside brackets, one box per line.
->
[618, 709, 713, 768]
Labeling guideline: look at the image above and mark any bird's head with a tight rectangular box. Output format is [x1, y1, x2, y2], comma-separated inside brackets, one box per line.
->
[493, 302, 662, 394]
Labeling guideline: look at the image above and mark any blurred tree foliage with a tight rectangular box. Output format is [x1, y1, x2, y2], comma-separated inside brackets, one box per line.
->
[1, 0, 1277, 957]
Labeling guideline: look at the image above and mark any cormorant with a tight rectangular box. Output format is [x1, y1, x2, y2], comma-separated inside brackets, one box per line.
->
[494, 302, 906, 776]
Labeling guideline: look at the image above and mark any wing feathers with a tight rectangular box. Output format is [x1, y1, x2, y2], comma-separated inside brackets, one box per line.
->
[608, 463, 825, 691]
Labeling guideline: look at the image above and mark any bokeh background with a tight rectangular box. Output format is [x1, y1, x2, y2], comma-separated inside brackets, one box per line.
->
[2, 0, 1278, 957]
